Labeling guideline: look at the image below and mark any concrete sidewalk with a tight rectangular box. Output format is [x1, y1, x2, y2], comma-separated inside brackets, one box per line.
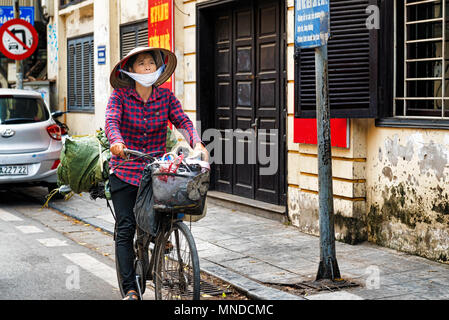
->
[30, 187, 449, 300]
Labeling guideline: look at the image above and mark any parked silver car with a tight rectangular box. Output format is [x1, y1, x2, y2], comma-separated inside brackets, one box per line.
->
[0, 89, 63, 194]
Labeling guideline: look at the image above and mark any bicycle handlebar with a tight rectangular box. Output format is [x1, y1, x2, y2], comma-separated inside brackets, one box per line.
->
[123, 148, 157, 161]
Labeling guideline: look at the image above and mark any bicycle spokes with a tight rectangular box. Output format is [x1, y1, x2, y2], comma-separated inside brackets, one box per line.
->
[155, 228, 196, 299]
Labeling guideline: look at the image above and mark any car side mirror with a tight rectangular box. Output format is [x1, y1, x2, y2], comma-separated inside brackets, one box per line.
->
[51, 111, 69, 118]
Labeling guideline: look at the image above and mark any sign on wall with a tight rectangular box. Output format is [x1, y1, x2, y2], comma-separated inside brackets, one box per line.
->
[148, 0, 174, 92]
[0, 6, 34, 26]
[294, 0, 330, 49]
[97, 45, 106, 65]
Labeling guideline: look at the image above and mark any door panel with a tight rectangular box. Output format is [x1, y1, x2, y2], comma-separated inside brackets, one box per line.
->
[214, 11, 233, 193]
[255, 0, 280, 204]
[233, 5, 255, 198]
[213, 0, 283, 204]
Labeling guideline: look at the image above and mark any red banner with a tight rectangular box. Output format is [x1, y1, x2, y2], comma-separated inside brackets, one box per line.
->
[293, 118, 350, 148]
[148, 0, 174, 92]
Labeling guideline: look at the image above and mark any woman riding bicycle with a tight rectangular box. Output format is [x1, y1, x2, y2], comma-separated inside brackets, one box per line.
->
[105, 46, 208, 300]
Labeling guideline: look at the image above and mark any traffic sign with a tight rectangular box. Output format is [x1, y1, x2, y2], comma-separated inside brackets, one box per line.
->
[0, 18, 38, 60]
[294, 0, 330, 49]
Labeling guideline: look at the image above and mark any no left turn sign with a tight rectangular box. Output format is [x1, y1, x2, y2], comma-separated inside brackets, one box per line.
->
[0, 18, 38, 60]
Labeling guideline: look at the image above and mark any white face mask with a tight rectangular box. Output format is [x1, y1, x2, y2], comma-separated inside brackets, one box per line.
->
[120, 65, 165, 87]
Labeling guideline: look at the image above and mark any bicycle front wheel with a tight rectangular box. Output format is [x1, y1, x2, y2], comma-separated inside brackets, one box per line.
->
[154, 220, 200, 300]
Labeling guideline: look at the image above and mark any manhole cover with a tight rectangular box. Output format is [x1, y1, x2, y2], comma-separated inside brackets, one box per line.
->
[200, 279, 232, 297]
[293, 279, 360, 291]
[263, 278, 361, 296]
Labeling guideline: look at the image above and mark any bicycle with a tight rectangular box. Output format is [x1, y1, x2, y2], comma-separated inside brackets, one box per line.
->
[112, 148, 203, 300]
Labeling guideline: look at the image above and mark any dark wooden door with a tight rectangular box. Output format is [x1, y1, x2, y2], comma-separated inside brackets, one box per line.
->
[214, 0, 283, 204]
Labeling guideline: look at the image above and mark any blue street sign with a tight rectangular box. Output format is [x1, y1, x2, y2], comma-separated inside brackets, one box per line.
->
[97, 45, 106, 65]
[294, 0, 330, 49]
[0, 6, 34, 27]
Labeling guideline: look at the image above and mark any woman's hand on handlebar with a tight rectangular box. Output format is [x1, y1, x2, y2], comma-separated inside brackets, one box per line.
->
[193, 143, 209, 162]
[110, 142, 127, 159]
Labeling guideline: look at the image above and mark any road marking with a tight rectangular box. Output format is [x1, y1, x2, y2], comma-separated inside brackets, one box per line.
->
[16, 225, 43, 234]
[37, 238, 68, 247]
[0, 209, 23, 222]
[62, 253, 118, 289]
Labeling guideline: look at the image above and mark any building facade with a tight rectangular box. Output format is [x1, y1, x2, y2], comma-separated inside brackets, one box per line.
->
[48, 0, 449, 263]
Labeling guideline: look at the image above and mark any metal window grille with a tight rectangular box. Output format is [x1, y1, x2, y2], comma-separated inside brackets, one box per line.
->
[67, 35, 94, 111]
[394, 0, 449, 118]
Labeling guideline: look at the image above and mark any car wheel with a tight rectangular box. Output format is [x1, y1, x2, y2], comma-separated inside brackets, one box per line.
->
[47, 183, 65, 200]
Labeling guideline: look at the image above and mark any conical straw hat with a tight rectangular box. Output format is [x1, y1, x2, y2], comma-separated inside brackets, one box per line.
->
[110, 46, 177, 89]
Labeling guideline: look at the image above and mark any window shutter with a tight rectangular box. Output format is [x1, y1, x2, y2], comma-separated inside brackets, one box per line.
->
[120, 20, 148, 59]
[295, 0, 380, 118]
[75, 42, 82, 108]
[67, 34, 94, 111]
[67, 43, 76, 108]
[82, 38, 94, 108]
[121, 31, 136, 58]
[137, 27, 148, 47]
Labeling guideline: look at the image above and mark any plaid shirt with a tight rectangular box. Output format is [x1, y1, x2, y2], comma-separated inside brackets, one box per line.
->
[105, 86, 201, 186]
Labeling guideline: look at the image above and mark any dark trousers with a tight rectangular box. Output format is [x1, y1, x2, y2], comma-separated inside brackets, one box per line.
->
[109, 174, 138, 294]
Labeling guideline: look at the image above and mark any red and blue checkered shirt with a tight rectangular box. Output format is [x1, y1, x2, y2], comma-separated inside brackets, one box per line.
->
[105, 86, 201, 186]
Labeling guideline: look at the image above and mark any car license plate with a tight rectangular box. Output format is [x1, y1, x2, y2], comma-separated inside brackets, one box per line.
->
[0, 165, 28, 176]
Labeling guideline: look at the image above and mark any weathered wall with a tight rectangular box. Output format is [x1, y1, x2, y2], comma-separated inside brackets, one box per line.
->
[366, 121, 449, 263]
[93, 0, 120, 131]
[55, 0, 96, 135]
[288, 119, 369, 244]
[119, 0, 147, 25]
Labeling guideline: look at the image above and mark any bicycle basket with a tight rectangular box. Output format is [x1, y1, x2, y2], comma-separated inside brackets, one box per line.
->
[150, 156, 210, 215]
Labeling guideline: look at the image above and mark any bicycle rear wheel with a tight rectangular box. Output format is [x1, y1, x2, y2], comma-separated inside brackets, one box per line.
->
[154, 220, 200, 300]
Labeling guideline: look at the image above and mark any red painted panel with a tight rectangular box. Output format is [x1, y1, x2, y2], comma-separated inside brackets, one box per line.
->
[293, 118, 349, 148]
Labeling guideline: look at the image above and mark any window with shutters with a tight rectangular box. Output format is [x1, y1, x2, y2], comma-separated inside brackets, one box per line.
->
[120, 20, 149, 59]
[67, 35, 94, 112]
[294, 0, 379, 118]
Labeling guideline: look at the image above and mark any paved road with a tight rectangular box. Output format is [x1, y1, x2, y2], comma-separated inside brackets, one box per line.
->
[0, 189, 155, 300]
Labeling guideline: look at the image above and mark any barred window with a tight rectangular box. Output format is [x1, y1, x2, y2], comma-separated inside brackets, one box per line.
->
[394, 0, 449, 118]
[67, 35, 94, 111]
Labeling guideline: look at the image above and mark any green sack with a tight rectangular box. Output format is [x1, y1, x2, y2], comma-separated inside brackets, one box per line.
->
[57, 130, 111, 194]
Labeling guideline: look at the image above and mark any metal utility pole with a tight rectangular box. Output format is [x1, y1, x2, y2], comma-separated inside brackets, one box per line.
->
[13, 0, 23, 89]
[294, 1, 341, 282]
[314, 44, 340, 281]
